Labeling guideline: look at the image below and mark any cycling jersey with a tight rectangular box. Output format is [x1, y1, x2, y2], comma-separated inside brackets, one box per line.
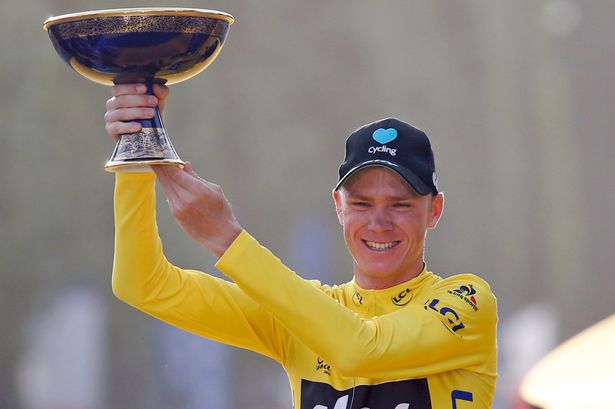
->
[112, 173, 498, 409]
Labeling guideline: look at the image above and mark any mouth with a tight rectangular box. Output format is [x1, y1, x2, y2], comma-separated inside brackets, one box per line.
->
[362, 239, 401, 252]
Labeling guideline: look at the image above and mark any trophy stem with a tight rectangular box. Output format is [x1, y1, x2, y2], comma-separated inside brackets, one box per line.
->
[104, 81, 184, 173]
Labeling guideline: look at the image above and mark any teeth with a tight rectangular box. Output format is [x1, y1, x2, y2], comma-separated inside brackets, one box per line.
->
[364, 240, 398, 251]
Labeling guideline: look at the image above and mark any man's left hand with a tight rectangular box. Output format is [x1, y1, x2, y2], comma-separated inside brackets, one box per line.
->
[152, 163, 242, 257]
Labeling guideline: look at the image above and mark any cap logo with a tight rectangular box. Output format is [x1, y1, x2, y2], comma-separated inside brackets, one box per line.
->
[372, 128, 398, 144]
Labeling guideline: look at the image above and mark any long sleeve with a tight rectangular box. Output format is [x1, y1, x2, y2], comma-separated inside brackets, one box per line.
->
[216, 231, 497, 379]
[111, 173, 288, 363]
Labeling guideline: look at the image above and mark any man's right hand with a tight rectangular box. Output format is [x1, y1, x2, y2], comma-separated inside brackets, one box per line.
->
[104, 83, 170, 141]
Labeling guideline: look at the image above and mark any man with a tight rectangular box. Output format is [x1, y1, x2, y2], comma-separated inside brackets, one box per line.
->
[105, 83, 498, 408]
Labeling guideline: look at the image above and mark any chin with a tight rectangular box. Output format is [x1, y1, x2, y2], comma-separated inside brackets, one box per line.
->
[359, 262, 400, 278]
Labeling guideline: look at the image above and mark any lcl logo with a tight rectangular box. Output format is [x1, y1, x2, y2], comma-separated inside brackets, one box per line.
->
[392, 288, 412, 306]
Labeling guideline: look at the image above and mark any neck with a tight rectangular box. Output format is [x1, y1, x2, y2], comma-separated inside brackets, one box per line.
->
[354, 260, 425, 290]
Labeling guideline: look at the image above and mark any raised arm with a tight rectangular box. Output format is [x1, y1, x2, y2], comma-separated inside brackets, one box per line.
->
[216, 231, 498, 379]
[112, 173, 287, 362]
[106, 85, 287, 362]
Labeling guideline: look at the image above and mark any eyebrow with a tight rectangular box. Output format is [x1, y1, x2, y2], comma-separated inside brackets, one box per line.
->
[346, 192, 419, 202]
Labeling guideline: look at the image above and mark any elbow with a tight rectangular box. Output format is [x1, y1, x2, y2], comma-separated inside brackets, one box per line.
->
[111, 277, 126, 302]
[111, 269, 145, 306]
[111, 273, 131, 304]
[329, 351, 373, 377]
[334, 360, 361, 377]
[110, 251, 160, 306]
[326, 324, 382, 376]
[111, 258, 172, 307]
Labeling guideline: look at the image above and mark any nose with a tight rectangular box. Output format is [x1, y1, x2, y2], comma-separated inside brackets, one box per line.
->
[367, 206, 393, 232]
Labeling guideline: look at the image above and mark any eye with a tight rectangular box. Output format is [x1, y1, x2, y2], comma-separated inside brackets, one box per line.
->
[350, 201, 370, 208]
[393, 202, 412, 209]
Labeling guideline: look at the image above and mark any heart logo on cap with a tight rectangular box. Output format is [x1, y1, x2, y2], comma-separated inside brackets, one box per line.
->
[372, 128, 398, 144]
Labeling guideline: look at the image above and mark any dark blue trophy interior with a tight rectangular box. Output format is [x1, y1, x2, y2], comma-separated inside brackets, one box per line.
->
[47, 28, 222, 129]
[46, 14, 229, 80]
[49, 31, 222, 83]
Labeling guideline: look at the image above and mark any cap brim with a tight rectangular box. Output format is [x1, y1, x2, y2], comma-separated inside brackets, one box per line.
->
[334, 160, 433, 195]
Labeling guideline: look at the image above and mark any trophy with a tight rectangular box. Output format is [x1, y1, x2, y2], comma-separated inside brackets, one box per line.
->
[43, 8, 234, 172]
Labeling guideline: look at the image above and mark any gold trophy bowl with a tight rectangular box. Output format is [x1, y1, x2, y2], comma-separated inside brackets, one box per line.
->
[43, 8, 234, 172]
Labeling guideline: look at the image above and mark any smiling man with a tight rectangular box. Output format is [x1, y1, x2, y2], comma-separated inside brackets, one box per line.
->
[107, 85, 498, 409]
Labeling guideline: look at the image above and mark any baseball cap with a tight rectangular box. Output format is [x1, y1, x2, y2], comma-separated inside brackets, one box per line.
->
[335, 117, 438, 195]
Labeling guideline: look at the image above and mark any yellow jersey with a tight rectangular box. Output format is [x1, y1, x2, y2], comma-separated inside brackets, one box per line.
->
[112, 173, 498, 409]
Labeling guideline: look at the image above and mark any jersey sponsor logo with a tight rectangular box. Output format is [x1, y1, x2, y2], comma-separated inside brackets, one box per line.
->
[301, 378, 431, 409]
[316, 357, 331, 376]
[352, 289, 363, 306]
[424, 298, 465, 333]
[451, 390, 473, 409]
[391, 288, 413, 306]
[447, 284, 478, 312]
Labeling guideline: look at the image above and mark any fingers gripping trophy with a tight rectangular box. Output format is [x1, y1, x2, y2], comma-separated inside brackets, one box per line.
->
[43, 8, 234, 172]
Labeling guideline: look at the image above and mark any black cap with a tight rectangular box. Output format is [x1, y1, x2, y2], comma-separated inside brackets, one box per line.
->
[335, 117, 438, 195]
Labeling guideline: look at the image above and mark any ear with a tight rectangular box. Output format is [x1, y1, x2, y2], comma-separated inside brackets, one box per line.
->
[427, 192, 444, 229]
[332, 189, 344, 225]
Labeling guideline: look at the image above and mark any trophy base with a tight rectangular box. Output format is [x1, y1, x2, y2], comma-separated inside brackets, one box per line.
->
[104, 118, 184, 173]
[104, 158, 185, 173]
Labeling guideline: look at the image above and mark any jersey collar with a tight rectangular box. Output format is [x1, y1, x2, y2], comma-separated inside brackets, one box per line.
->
[346, 265, 434, 314]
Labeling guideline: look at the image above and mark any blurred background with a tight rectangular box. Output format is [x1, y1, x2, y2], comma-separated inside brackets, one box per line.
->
[1, 0, 614, 408]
